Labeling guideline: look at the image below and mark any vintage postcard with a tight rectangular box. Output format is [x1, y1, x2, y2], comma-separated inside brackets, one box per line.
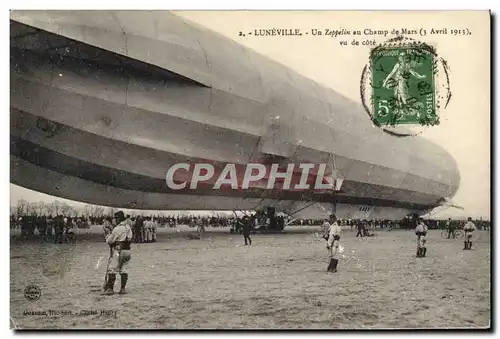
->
[9, 10, 491, 329]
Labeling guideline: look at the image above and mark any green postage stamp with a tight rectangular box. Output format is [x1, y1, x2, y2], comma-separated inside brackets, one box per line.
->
[371, 47, 437, 126]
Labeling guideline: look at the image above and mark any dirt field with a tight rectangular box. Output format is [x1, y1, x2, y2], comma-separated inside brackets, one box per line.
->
[10, 226, 491, 329]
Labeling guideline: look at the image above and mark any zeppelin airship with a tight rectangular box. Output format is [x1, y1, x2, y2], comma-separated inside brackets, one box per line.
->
[9, 11, 460, 220]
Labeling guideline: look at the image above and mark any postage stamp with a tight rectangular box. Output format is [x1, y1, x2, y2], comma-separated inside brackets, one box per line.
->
[361, 37, 451, 136]
[371, 46, 436, 126]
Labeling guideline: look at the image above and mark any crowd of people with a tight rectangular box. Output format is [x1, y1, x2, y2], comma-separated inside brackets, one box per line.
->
[10, 212, 490, 243]
[9, 213, 249, 242]
[11, 215, 81, 243]
[294, 216, 491, 231]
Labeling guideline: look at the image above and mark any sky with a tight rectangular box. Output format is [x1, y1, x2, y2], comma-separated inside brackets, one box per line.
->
[10, 11, 491, 219]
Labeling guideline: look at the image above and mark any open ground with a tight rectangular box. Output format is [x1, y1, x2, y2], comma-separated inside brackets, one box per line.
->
[10, 226, 490, 329]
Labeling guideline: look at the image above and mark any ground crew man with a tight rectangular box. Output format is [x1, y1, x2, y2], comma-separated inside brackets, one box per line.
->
[46, 216, 54, 238]
[143, 217, 151, 243]
[141, 217, 147, 243]
[102, 211, 133, 295]
[463, 217, 477, 250]
[446, 218, 456, 239]
[147, 218, 155, 243]
[326, 214, 342, 273]
[242, 216, 252, 245]
[356, 220, 365, 238]
[54, 215, 64, 244]
[415, 218, 428, 257]
[151, 218, 157, 243]
[134, 217, 143, 243]
[197, 218, 205, 239]
[321, 219, 330, 241]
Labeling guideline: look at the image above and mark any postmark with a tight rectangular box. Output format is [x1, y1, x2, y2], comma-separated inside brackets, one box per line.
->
[361, 36, 451, 137]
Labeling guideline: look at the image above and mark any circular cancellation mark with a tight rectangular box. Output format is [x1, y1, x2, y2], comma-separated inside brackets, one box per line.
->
[360, 36, 452, 137]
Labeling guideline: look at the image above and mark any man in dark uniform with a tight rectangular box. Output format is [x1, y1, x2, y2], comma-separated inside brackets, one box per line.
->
[134, 216, 143, 243]
[356, 220, 365, 238]
[38, 216, 47, 237]
[242, 216, 252, 245]
[446, 218, 456, 239]
[54, 215, 64, 244]
[46, 215, 54, 239]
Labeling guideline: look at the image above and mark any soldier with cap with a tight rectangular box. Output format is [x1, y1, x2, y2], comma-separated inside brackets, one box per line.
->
[146, 217, 155, 243]
[242, 215, 252, 245]
[102, 211, 133, 295]
[415, 218, 428, 257]
[326, 214, 342, 273]
[321, 218, 330, 241]
[463, 217, 477, 250]
[446, 217, 456, 239]
[151, 217, 158, 243]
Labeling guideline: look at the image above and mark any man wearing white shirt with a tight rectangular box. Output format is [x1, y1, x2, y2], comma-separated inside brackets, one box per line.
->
[415, 218, 428, 258]
[143, 217, 154, 243]
[102, 211, 133, 295]
[321, 219, 330, 241]
[326, 214, 342, 273]
[463, 217, 476, 250]
[151, 218, 158, 243]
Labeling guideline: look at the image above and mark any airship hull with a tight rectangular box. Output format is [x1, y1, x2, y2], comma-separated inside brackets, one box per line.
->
[10, 11, 460, 220]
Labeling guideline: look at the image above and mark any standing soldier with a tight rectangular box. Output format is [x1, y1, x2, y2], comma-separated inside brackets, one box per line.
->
[242, 216, 252, 245]
[38, 216, 47, 237]
[102, 211, 133, 295]
[326, 214, 342, 273]
[145, 217, 153, 243]
[321, 218, 330, 241]
[102, 216, 115, 282]
[197, 217, 205, 239]
[463, 217, 477, 250]
[151, 217, 158, 243]
[446, 218, 456, 239]
[143, 217, 151, 243]
[134, 216, 143, 243]
[355, 220, 365, 238]
[54, 215, 64, 244]
[415, 218, 428, 257]
[46, 215, 54, 239]
[19, 217, 26, 238]
[141, 217, 147, 243]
